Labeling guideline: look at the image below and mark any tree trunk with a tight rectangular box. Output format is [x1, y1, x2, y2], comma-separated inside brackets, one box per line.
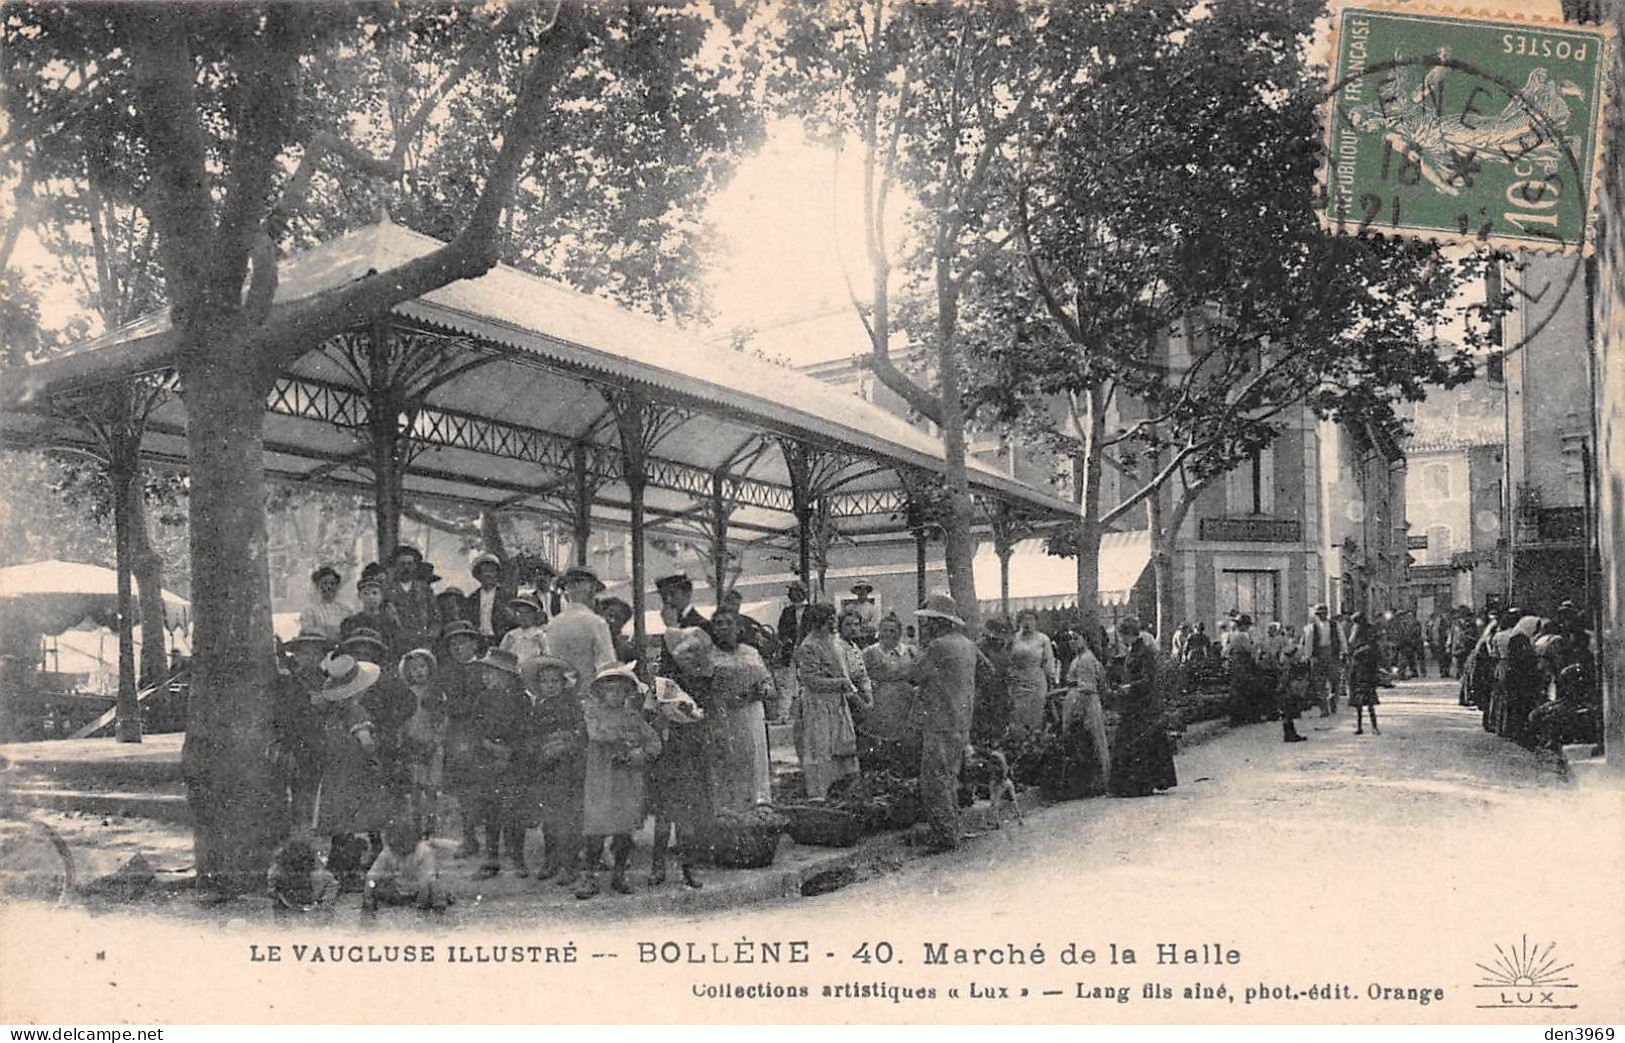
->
[127, 470, 170, 689]
[1154, 482, 1205, 646]
[1072, 386, 1108, 640]
[109, 455, 140, 743]
[179, 346, 285, 893]
[934, 263, 980, 632]
[1147, 492, 1170, 642]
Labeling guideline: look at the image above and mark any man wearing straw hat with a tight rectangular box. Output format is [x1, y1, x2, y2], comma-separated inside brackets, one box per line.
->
[546, 566, 616, 704]
[910, 592, 978, 853]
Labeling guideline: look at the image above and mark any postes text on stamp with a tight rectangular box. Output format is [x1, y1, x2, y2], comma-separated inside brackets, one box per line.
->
[1322, 5, 1611, 253]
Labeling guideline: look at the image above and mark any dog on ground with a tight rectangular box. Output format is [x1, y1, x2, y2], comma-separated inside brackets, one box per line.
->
[959, 745, 1023, 827]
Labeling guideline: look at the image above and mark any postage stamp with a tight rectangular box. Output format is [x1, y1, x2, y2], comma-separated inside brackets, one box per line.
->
[1321, 4, 1613, 253]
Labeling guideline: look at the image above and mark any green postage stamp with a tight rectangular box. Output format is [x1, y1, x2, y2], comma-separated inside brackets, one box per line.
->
[1322, 4, 1612, 253]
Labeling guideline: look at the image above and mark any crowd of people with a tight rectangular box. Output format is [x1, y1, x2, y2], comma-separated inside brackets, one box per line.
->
[1154, 599, 1603, 754]
[1452, 602, 1602, 754]
[266, 554, 1187, 912]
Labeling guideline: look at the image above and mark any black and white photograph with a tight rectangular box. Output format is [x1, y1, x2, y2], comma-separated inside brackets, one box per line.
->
[0, 0, 1621, 1028]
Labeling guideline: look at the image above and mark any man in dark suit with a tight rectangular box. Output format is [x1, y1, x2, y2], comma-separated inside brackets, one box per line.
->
[466, 552, 517, 645]
[654, 573, 710, 678]
[776, 581, 809, 667]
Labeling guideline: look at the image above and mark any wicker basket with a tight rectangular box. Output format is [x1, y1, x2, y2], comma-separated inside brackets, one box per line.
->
[783, 804, 864, 848]
[710, 825, 783, 868]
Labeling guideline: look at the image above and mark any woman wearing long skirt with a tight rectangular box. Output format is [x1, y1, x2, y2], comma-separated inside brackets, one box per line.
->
[793, 604, 870, 799]
[1049, 633, 1111, 798]
[1006, 611, 1057, 737]
[1346, 612, 1381, 735]
[1108, 620, 1177, 797]
[857, 616, 921, 775]
[707, 611, 774, 810]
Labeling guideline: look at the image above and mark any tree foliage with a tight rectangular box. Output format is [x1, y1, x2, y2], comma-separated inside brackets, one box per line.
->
[960, 0, 1492, 582]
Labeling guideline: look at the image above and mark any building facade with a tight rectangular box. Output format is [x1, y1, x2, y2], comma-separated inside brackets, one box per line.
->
[1401, 376, 1506, 617]
[1501, 252, 1597, 616]
[1320, 419, 1409, 618]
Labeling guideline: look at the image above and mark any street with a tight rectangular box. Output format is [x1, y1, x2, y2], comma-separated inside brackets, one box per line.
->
[4, 676, 1619, 1024]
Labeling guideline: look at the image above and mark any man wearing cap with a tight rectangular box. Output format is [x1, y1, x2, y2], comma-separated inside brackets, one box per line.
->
[467, 552, 516, 643]
[546, 567, 616, 706]
[385, 545, 440, 657]
[1300, 603, 1343, 717]
[776, 582, 810, 664]
[655, 573, 710, 677]
[847, 580, 880, 646]
[342, 574, 400, 650]
[909, 593, 978, 853]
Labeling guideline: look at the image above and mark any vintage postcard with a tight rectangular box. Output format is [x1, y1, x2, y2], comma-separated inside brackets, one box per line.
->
[1, 0, 1622, 1030]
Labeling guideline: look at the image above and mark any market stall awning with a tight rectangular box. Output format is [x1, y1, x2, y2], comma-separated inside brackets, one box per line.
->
[0, 559, 191, 634]
[3, 219, 1078, 545]
[972, 531, 1151, 612]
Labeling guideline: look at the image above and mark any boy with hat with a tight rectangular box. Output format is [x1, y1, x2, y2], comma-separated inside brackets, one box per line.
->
[468, 552, 517, 643]
[437, 618, 487, 858]
[342, 574, 401, 651]
[522, 655, 587, 883]
[468, 648, 534, 878]
[499, 592, 550, 665]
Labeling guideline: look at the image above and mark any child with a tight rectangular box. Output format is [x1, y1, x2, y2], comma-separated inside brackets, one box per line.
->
[363, 818, 451, 913]
[397, 648, 447, 835]
[470, 648, 533, 878]
[342, 576, 401, 652]
[499, 592, 549, 665]
[438, 619, 486, 858]
[578, 662, 662, 899]
[267, 833, 339, 918]
[522, 655, 586, 885]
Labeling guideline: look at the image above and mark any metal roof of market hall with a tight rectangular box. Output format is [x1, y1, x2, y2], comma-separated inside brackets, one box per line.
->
[1, 219, 1078, 544]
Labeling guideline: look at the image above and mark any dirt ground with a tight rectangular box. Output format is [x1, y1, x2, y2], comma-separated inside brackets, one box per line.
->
[3, 677, 1621, 1024]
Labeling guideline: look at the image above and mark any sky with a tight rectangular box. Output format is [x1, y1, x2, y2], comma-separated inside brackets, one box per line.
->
[700, 118, 908, 367]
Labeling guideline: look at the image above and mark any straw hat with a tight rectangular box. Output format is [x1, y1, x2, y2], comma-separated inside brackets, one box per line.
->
[522, 654, 577, 694]
[592, 660, 646, 694]
[914, 592, 964, 626]
[317, 654, 381, 702]
[341, 627, 388, 655]
[508, 591, 545, 614]
[397, 648, 439, 676]
[474, 648, 523, 676]
[440, 618, 480, 641]
[283, 630, 333, 652]
[471, 552, 502, 575]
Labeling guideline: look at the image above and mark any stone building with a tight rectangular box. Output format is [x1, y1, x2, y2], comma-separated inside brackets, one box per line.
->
[1320, 419, 1409, 618]
[1401, 376, 1506, 617]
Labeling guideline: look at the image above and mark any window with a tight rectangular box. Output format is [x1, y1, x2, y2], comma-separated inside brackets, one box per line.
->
[1226, 446, 1275, 515]
[1219, 570, 1278, 620]
[1424, 463, 1451, 498]
[1426, 524, 1452, 565]
[269, 551, 289, 602]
